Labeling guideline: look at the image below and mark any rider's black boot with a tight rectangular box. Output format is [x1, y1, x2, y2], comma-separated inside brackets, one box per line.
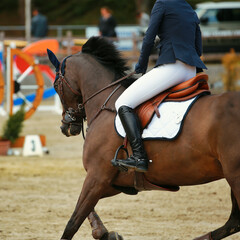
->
[115, 105, 148, 172]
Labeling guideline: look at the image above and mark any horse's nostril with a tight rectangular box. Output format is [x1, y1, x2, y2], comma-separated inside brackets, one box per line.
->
[60, 125, 70, 137]
[69, 124, 81, 136]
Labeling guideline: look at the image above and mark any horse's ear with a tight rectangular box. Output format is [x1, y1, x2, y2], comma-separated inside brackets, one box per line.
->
[47, 49, 60, 72]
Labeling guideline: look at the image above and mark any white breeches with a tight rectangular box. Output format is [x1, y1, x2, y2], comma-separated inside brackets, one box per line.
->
[115, 60, 196, 111]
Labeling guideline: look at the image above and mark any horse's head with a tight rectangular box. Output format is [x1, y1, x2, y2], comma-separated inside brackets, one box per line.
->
[47, 49, 86, 137]
[47, 37, 136, 136]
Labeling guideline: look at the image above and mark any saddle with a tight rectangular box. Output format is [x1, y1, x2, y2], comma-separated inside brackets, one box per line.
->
[136, 73, 210, 129]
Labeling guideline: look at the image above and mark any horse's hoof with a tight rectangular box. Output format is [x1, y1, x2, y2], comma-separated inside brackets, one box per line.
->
[193, 232, 211, 240]
[107, 231, 124, 240]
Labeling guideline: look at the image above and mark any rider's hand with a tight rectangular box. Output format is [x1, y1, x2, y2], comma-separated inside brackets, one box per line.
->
[135, 62, 146, 74]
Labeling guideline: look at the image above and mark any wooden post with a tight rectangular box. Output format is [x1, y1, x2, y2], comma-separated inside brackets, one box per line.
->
[132, 33, 139, 61]
[0, 32, 4, 42]
[0, 32, 5, 70]
[67, 31, 72, 56]
[25, 0, 31, 42]
[6, 47, 13, 115]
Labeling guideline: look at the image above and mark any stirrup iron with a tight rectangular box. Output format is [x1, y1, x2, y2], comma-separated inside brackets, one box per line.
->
[111, 145, 129, 172]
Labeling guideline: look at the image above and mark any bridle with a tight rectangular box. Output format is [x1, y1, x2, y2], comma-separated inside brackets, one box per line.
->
[55, 55, 135, 138]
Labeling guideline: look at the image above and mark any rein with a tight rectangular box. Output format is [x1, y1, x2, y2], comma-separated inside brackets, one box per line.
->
[87, 84, 122, 127]
[79, 72, 136, 128]
[80, 71, 136, 107]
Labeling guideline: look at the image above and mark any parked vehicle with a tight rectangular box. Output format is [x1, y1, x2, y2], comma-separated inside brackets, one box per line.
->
[195, 2, 240, 53]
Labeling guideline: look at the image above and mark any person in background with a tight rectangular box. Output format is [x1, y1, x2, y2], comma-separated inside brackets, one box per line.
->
[99, 7, 117, 38]
[31, 8, 48, 38]
[114, 0, 206, 173]
[136, 11, 150, 36]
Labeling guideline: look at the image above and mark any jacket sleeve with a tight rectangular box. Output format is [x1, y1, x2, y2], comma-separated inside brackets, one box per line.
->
[135, 0, 165, 74]
[195, 23, 203, 57]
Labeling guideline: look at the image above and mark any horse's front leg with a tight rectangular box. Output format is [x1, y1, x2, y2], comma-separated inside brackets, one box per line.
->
[60, 172, 110, 240]
[88, 209, 123, 240]
[88, 210, 108, 239]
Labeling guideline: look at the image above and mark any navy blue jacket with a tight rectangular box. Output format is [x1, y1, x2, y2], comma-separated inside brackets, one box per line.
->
[135, 0, 206, 74]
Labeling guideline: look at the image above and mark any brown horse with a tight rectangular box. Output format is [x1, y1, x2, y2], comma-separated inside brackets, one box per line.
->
[47, 36, 240, 240]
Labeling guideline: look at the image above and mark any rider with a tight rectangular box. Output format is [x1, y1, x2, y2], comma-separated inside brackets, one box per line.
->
[114, 0, 207, 172]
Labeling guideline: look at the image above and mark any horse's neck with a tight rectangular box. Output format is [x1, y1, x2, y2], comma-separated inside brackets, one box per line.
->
[82, 70, 122, 125]
[78, 54, 127, 125]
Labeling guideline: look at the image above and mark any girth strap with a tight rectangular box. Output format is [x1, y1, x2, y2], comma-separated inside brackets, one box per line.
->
[134, 172, 180, 192]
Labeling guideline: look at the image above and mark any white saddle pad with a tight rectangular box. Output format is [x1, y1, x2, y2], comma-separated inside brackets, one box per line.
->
[115, 97, 197, 140]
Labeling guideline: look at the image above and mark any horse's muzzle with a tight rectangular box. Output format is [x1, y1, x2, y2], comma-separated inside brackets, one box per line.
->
[60, 122, 82, 137]
[60, 113, 82, 137]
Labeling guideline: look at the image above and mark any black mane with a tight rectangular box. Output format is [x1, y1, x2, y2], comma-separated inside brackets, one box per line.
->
[82, 36, 135, 87]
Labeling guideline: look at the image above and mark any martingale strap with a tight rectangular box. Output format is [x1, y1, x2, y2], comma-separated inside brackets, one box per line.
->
[87, 84, 121, 127]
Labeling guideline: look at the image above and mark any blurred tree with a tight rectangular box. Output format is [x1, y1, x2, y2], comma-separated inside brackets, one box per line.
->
[134, 0, 230, 13]
[0, 0, 18, 10]
[135, 0, 148, 12]
[18, 0, 25, 25]
[222, 49, 240, 91]
[1, 0, 240, 26]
